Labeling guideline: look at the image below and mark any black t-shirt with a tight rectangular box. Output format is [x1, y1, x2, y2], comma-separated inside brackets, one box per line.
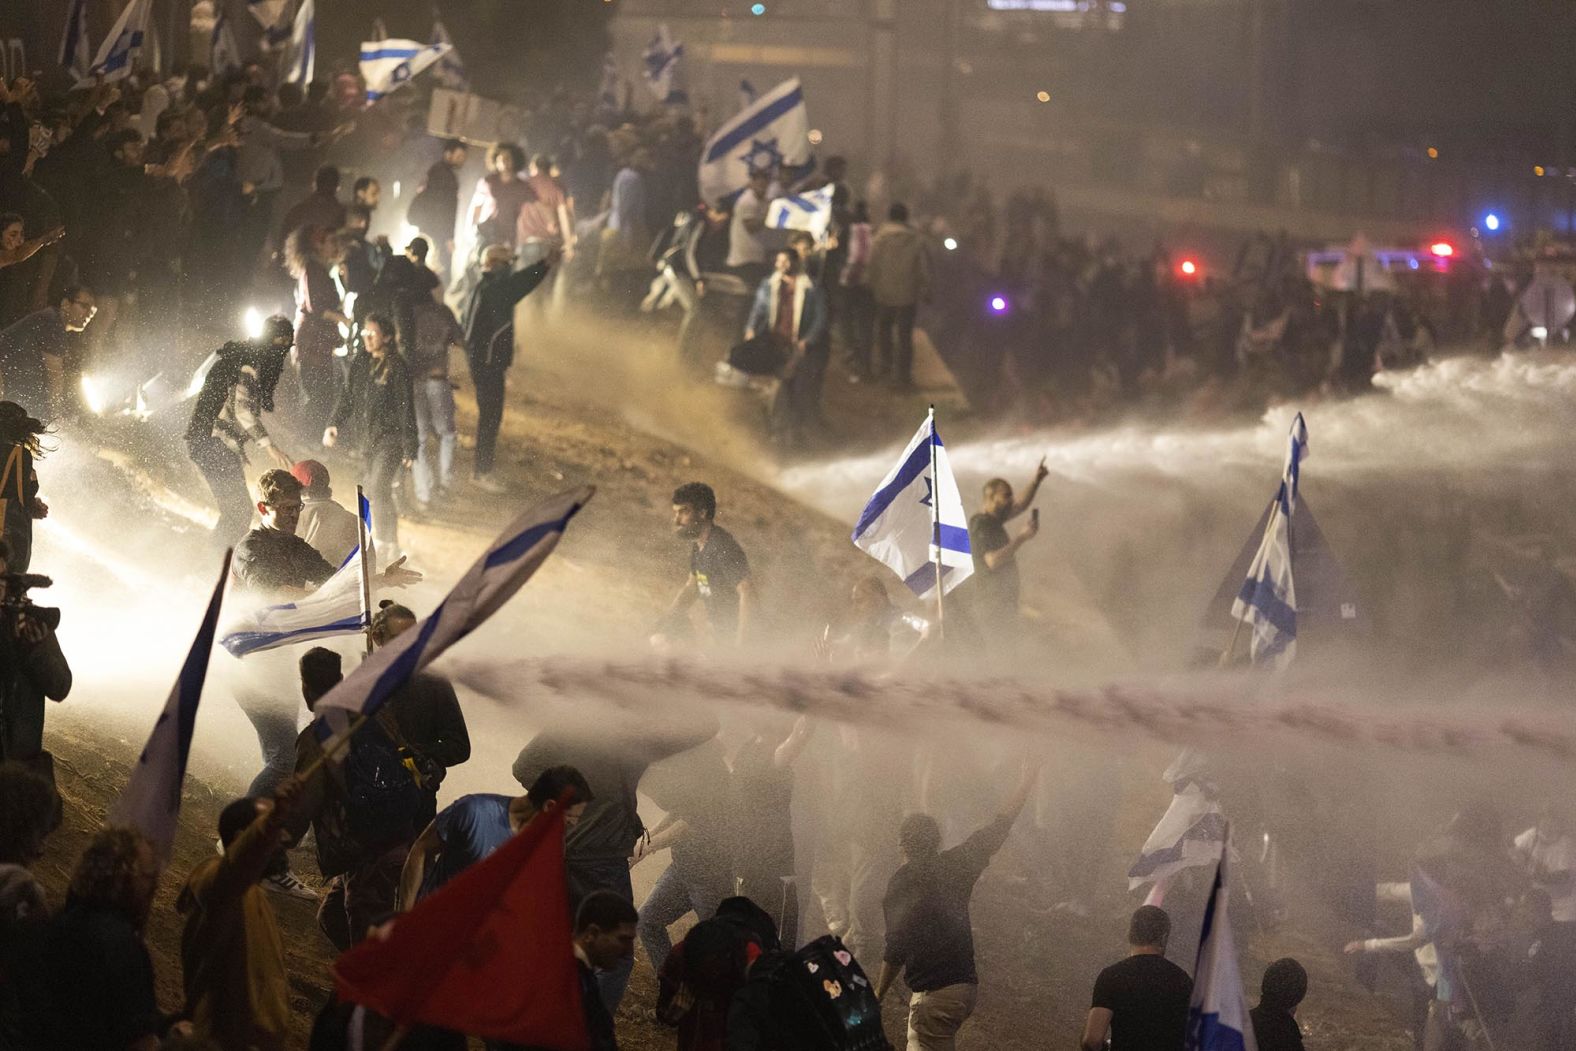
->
[232, 527, 337, 596]
[691, 525, 751, 638]
[883, 813, 1014, 991]
[1090, 953, 1193, 1051]
[968, 512, 1018, 623]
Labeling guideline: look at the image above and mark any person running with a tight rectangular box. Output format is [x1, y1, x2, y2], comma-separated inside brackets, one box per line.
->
[1081, 905, 1194, 1051]
[1251, 957, 1308, 1051]
[875, 761, 1037, 1050]
[324, 313, 418, 560]
[659, 482, 754, 649]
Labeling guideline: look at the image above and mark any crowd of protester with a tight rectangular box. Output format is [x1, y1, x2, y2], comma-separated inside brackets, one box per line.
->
[0, 41, 1569, 1051]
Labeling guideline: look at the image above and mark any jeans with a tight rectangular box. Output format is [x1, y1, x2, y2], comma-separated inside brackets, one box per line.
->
[907, 983, 978, 1051]
[875, 304, 918, 382]
[469, 353, 509, 477]
[318, 843, 407, 952]
[366, 443, 404, 551]
[569, 857, 635, 1014]
[638, 861, 728, 973]
[411, 377, 457, 502]
[188, 437, 254, 551]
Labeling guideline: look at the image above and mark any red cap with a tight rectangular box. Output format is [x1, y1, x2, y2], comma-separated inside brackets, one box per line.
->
[291, 459, 331, 493]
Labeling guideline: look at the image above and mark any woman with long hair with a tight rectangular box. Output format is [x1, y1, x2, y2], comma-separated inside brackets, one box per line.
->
[324, 313, 417, 559]
[285, 224, 348, 432]
[0, 402, 49, 574]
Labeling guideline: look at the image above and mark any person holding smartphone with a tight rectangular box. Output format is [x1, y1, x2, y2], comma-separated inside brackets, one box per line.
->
[965, 458, 1049, 648]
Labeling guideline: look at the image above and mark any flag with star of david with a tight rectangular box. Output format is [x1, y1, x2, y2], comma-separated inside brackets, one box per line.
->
[699, 77, 814, 205]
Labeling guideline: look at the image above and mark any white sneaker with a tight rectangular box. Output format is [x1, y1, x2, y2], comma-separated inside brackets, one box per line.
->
[263, 870, 318, 901]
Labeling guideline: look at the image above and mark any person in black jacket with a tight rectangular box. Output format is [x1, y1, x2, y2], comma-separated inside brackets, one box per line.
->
[0, 539, 70, 769]
[406, 140, 466, 277]
[460, 245, 556, 492]
[183, 316, 295, 548]
[1250, 957, 1308, 1051]
[324, 313, 418, 559]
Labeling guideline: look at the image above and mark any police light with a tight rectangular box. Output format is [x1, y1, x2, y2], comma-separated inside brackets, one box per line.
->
[1483, 213, 1501, 232]
[1179, 259, 1198, 277]
[1430, 242, 1454, 258]
[943, 237, 959, 252]
[242, 306, 265, 339]
[750, 2, 766, 13]
[988, 295, 1009, 315]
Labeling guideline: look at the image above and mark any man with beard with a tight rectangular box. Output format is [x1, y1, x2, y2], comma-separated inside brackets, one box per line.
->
[659, 482, 754, 650]
[184, 315, 297, 549]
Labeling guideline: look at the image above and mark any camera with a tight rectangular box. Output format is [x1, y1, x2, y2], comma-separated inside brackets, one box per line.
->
[1, 573, 61, 633]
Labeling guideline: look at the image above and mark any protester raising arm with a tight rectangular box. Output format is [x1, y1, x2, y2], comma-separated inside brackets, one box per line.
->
[773, 715, 813, 770]
[1003, 457, 1050, 522]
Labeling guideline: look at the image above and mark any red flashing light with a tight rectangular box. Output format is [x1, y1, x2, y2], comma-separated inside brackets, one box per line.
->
[1180, 259, 1198, 277]
[1430, 242, 1454, 258]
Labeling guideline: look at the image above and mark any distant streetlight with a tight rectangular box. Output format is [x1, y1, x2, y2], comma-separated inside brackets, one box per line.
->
[1426, 146, 1439, 160]
[1036, 90, 1051, 103]
[944, 237, 959, 251]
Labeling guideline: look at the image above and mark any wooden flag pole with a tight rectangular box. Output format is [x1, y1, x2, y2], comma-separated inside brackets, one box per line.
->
[929, 404, 945, 640]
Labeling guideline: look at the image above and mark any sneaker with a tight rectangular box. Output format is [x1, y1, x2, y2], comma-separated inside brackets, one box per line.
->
[263, 870, 318, 901]
[473, 474, 506, 494]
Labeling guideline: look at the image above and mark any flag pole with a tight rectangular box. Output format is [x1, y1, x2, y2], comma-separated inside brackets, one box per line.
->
[929, 404, 945, 639]
[357, 484, 375, 655]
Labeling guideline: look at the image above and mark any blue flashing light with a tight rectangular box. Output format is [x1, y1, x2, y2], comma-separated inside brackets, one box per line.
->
[989, 295, 1009, 315]
[1484, 212, 1501, 232]
[750, 2, 766, 14]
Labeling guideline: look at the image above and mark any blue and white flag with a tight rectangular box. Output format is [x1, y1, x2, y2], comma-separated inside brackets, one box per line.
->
[210, 6, 242, 78]
[110, 552, 232, 863]
[1185, 829, 1258, 1051]
[1129, 751, 1228, 891]
[699, 77, 813, 206]
[85, 0, 153, 83]
[284, 0, 315, 85]
[768, 184, 834, 240]
[598, 52, 629, 113]
[60, 0, 93, 82]
[361, 39, 453, 104]
[852, 413, 973, 601]
[1230, 413, 1308, 669]
[310, 487, 594, 751]
[642, 25, 686, 105]
[431, 18, 468, 91]
[218, 494, 373, 657]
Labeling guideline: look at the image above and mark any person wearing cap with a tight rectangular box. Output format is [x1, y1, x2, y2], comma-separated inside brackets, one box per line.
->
[292, 459, 362, 568]
[184, 316, 297, 548]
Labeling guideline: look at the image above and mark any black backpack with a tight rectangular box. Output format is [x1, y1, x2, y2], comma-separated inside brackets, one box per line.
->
[342, 721, 428, 851]
[765, 935, 892, 1051]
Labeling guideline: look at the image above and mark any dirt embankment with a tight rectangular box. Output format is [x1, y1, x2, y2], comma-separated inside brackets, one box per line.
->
[26, 304, 1415, 1049]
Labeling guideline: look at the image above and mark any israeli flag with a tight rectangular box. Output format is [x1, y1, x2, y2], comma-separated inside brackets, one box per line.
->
[852, 413, 973, 601]
[361, 39, 453, 104]
[110, 552, 232, 864]
[642, 25, 686, 105]
[432, 18, 468, 91]
[1230, 413, 1308, 668]
[1129, 752, 1228, 891]
[310, 487, 593, 751]
[699, 78, 813, 206]
[768, 184, 834, 240]
[210, 6, 242, 78]
[60, 0, 93, 82]
[284, 0, 315, 86]
[85, 0, 153, 83]
[218, 493, 374, 658]
[1185, 829, 1258, 1051]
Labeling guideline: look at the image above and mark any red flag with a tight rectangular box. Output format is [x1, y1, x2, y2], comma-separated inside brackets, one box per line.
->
[333, 805, 589, 1049]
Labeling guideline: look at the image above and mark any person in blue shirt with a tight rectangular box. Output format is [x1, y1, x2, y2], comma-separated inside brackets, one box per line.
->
[395, 765, 591, 911]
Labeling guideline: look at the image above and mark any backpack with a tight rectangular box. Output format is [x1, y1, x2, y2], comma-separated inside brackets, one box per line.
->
[342, 720, 429, 851]
[765, 935, 892, 1051]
